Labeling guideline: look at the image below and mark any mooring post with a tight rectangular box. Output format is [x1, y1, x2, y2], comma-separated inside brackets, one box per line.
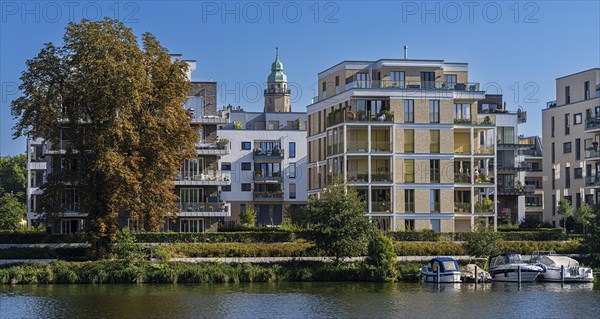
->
[437, 267, 440, 284]
[561, 265, 565, 283]
[475, 265, 479, 286]
[518, 266, 522, 284]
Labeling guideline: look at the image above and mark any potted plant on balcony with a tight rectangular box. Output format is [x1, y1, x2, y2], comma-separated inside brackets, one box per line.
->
[233, 121, 243, 130]
[216, 138, 229, 149]
[295, 118, 302, 130]
[357, 110, 366, 121]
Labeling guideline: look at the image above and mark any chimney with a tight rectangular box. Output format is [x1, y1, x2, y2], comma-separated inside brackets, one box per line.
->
[403, 46, 408, 59]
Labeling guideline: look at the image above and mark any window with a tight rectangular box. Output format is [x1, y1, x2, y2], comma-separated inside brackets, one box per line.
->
[404, 129, 414, 153]
[289, 183, 296, 199]
[127, 218, 140, 232]
[430, 160, 440, 183]
[565, 86, 570, 104]
[564, 196, 572, 204]
[551, 116, 555, 137]
[180, 219, 203, 233]
[576, 193, 581, 209]
[552, 194, 556, 216]
[404, 100, 414, 123]
[405, 189, 414, 212]
[321, 81, 327, 99]
[584, 81, 590, 100]
[289, 142, 296, 158]
[221, 162, 231, 171]
[335, 76, 339, 94]
[498, 127, 515, 144]
[563, 142, 572, 153]
[241, 162, 252, 171]
[453, 103, 471, 122]
[241, 183, 252, 192]
[241, 141, 251, 150]
[565, 167, 571, 188]
[551, 143, 555, 163]
[429, 100, 440, 123]
[552, 169, 556, 190]
[405, 219, 415, 231]
[575, 168, 583, 179]
[565, 114, 570, 135]
[443, 74, 457, 89]
[421, 72, 435, 89]
[430, 130, 440, 153]
[390, 71, 405, 88]
[576, 138, 581, 160]
[289, 163, 296, 178]
[430, 189, 440, 213]
[222, 185, 231, 192]
[574, 113, 582, 125]
[430, 219, 441, 232]
[404, 159, 415, 183]
[356, 72, 370, 88]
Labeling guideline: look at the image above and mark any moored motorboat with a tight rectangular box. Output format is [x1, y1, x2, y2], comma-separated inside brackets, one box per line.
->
[488, 253, 543, 282]
[419, 257, 462, 283]
[531, 251, 594, 283]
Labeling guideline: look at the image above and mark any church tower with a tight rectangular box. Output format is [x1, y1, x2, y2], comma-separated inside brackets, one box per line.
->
[264, 48, 291, 112]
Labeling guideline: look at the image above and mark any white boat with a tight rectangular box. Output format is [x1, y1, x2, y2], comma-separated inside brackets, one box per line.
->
[460, 263, 491, 282]
[531, 251, 594, 283]
[488, 253, 543, 282]
[419, 257, 462, 283]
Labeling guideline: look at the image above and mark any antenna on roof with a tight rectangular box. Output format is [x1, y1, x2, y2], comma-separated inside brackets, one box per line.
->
[404, 46, 408, 60]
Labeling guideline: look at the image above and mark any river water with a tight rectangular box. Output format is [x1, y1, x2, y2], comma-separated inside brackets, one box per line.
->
[1, 282, 598, 318]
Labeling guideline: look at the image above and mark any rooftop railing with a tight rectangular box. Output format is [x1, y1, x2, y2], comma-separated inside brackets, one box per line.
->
[327, 109, 394, 127]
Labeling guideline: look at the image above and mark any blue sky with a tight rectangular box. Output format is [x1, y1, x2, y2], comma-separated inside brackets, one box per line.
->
[1, 1, 599, 155]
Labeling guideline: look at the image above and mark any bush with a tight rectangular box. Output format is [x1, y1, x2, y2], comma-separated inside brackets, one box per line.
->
[0, 247, 88, 260]
[363, 232, 397, 281]
[464, 227, 502, 257]
[153, 242, 316, 260]
[134, 231, 303, 243]
[0, 231, 86, 244]
[110, 228, 146, 262]
[394, 242, 465, 256]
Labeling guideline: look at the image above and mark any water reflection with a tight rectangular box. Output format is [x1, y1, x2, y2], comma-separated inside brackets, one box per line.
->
[1, 282, 598, 319]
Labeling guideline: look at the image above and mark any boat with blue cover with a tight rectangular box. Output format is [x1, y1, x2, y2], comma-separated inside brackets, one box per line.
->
[419, 257, 462, 283]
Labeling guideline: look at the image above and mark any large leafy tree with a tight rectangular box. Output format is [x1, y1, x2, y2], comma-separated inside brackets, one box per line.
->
[306, 177, 373, 262]
[0, 155, 27, 201]
[0, 193, 26, 230]
[11, 19, 197, 257]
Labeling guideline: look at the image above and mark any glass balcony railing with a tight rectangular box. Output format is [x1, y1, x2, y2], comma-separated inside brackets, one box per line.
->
[327, 109, 394, 127]
[371, 201, 391, 212]
[585, 176, 600, 187]
[346, 142, 369, 152]
[586, 118, 600, 131]
[346, 80, 481, 91]
[371, 141, 392, 152]
[454, 202, 471, 213]
[253, 148, 284, 160]
[474, 146, 495, 155]
[371, 172, 392, 182]
[546, 100, 557, 108]
[347, 172, 369, 183]
[175, 172, 230, 183]
[180, 202, 228, 212]
[454, 173, 471, 184]
[253, 191, 284, 201]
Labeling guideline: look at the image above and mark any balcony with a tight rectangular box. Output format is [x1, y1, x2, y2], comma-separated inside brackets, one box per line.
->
[497, 162, 539, 172]
[253, 148, 284, 161]
[254, 172, 283, 182]
[454, 116, 495, 127]
[174, 172, 230, 186]
[187, 111, 229, 125]
[474, 146, 495, 155]
[371, 172, 392, 183]
[346, 80, 481, 92]
[497, 185, 535, 195]
[371, 201, 391, 212]
[454, 202, 471, 213]
[525, 204, 543, 212]
[522, 149, 542, 158]
[196, 143, 229, 155]
[179, 203, 230, 217]
[327, 109, 394, 127]
[347, 171, 369, 183]
[347, 141, 369, 153]
[454, 173, 471, 184]
[253, 191, 284, 201]
[585, 117, 600, 132]
[585, 176, 600, 187]
[585, 147, 600, 159]
[371, 141, 392, 152]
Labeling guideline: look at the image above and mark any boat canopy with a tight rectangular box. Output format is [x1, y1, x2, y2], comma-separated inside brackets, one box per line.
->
[430, 257, 459, 272]
[539, 256, 579, 268]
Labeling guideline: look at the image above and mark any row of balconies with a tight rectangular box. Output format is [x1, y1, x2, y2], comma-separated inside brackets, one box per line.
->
[174, 172, 230, 186]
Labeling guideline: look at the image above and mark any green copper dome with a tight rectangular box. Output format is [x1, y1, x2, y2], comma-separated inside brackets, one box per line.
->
[268, 48, 287, 83]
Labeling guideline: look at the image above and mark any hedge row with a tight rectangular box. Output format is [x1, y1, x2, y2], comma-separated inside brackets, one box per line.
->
[154, 242, 315, 261]
[0, 247, 88, 261]
[0, 229, 574, 244]
[0, 260, 424, 284]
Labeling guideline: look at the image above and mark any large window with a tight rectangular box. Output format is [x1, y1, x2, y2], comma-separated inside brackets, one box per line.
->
[289, 183, 296, 199]
[180, 188, 203, 210]
[404, 100, 414, 123]
[180, 219, 203, 233]
[443, 74, 457, 89]
[430, 130, 440, 153]
[453, 103, 471, 122]
[405, 189, 414, 212]
[404, 160, 415, 183]
[289, 163, 296, 178]
[429, 100, 440, 123]
[421, 72, 435, 89]
[185, 96, 204, 118]
[404, 129, 414, 153]
[289, 142, 296, 158]
[565, 114, 570, 135]
[356, 73, 370, 88]
[390, 71, 405, 88]
[254, 162, 281, 177]
[241, 141, 251, 150]
[498, 127, 515, 144]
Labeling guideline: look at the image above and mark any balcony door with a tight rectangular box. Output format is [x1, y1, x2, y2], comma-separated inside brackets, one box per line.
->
[421, 72, 435, 89]
[182, 158, 204, 180]
[180, 188, 204, 211]
[180, 218, 204, 232]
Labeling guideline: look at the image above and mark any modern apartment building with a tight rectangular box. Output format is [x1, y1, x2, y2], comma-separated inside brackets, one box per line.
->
[306, 58, 498, 232]
[27, 55, 232, 233]
[520, 135, 544, 222]
[218, 52, 307, 226]
[478, 95, 531, 224]
[542, 68, 600, 227]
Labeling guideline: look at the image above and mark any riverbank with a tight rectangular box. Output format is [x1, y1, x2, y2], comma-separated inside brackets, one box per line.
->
[0, 260, 437, 284]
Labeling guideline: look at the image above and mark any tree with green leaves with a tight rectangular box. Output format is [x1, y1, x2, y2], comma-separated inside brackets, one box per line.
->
[585, 210, 600, 263]
[306, 177, 373, 262]
[239, 205, 257, 227]
[0, 155, 27, 202]
[464, 225, 502, 257]
[574, 203, 595, 234]
[557, 199, 574, 236]
[364, 231, 397, 281]
[11, 19, 197, 258]
[0, 193, 26, 230]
